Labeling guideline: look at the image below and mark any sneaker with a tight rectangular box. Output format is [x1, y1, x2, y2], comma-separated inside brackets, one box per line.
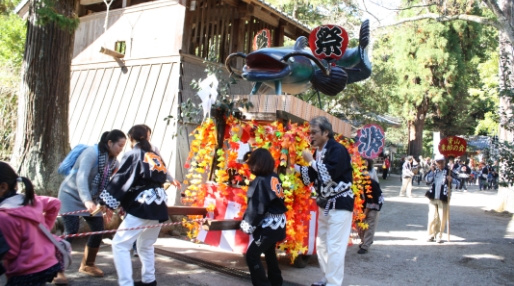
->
[134, 281, 157, 286]
[357, 248, 368, 254]
[436, 238, 443, 244]
[427, 237, 435, 242]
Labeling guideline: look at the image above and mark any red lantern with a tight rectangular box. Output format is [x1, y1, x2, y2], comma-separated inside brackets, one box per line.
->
[438, 136, 467, 157]
[309, 25, 349, 61]
[253, 29, 272, 50]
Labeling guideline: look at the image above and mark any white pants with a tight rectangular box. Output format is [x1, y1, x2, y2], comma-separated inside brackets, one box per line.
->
[112, 214, 161, 286]
[316, 208, 352, 286]
[400, 177, 412, 197]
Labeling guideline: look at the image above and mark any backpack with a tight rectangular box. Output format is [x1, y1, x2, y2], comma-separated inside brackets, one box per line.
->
[58, 144, 98, 176]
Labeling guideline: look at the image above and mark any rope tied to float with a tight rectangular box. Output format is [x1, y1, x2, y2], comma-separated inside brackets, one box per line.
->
[59, 218, 207, 239]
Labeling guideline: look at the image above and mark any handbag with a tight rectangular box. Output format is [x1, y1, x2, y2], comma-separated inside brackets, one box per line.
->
[38, 223, 72, 271]
[316, 196, 328, 209]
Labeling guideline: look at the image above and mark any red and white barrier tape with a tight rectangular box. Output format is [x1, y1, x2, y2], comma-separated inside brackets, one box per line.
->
[59, 218, 206, 239]
[59, 209, 91, 216]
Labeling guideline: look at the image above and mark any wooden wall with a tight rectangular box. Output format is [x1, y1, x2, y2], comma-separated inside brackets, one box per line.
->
[182, 0, 278, 64]
[72, 1, 185, 65]
[69, 59, 182, 194]
[180, 54, 253, 100]
[235, 94, 352, 137]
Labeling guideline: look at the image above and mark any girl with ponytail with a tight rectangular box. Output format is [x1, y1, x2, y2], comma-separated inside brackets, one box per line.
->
[99, 124, 169, 286]
[56, 129, 126, 283]
[0, 161, 62, 285]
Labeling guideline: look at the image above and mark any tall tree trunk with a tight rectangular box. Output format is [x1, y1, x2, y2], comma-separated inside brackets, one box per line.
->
[495, 0, 514, 213]
[408, 97, 429, 159]
[11, 0, 79, 196]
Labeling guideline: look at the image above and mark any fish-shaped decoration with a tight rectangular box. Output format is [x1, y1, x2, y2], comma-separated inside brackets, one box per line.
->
[225, 20, 371, 96]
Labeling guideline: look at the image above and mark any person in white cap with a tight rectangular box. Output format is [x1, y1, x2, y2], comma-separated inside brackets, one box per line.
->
[424, 154, 453, 243]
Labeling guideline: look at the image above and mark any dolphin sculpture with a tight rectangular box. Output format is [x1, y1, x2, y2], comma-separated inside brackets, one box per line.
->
[225, 20, 371, 96]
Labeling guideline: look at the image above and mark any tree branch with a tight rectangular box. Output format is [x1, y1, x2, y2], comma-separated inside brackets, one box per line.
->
[372, 12, 514, 44]
[367, 0, 436, 11]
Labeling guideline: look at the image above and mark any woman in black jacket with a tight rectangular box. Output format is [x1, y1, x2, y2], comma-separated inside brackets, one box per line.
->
[100, 125, 168, 286]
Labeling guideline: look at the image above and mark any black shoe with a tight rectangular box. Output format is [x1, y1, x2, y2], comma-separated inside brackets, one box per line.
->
[357, 248, 368, 254]
[134, 281, 157, 286]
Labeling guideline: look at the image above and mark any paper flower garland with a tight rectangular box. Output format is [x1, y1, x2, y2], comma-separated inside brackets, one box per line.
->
[182, 117, 368, 260]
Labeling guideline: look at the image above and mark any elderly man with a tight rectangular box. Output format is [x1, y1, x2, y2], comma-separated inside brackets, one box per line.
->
[399, 156, 415, 197]
[425, 154, 452, 243]
[295, 116, 353, 286]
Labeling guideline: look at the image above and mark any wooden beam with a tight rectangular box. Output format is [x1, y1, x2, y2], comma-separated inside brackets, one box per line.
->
[222, 0, 239, 7]
[80, 0, 104, 5]
[167, 206, 208, 216]
[253, 8, 279, 27]
[276, 110, 305, 125]
[202, 219, 242, 231]
[99, 47, 125, 58]
[241, 112, 277, 121]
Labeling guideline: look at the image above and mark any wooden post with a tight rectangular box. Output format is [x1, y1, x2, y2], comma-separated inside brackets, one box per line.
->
[100, 47, 125, 58]
[274, 20, 285, 47]
[209, 108, 227, 181]
[182, 6, 193, 54]
[447, 197, 451, 242]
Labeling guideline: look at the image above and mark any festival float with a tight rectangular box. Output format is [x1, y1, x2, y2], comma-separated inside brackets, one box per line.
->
[178, 20, 379, 266]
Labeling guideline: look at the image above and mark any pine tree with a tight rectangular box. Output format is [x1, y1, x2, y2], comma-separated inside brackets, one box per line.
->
[372, 0, 498, 158]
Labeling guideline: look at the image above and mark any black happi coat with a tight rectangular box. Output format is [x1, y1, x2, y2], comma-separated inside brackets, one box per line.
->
[240, 173, 287, 241]
[299, 138, 354, 212]
[425, 167, 451, 202]
[100, 146, 169, 222]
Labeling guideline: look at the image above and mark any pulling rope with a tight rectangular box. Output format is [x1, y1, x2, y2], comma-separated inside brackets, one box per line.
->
[59, 209, 91, 216]
[59, 218, 207, 239]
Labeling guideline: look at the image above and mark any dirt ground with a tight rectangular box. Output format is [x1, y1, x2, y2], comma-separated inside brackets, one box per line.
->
[1, 174, 513, 285]
[328, 175, 514, 286]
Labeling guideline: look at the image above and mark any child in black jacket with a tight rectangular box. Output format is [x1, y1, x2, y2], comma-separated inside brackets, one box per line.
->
[241, 148, 287, 286]
[358, 179, 384, 254]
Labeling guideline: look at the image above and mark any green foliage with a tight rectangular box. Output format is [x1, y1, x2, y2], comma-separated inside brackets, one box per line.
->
[0, 0, 22, 14]
[0, 13, 26, 67]
[0, 65, 18, 160]
[34, 0, 79, 33]
[0, 1, 25, 159]
[266, 0, 363, 34]
[475, 111, 499, 135]
[370, 0, 498, 146]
